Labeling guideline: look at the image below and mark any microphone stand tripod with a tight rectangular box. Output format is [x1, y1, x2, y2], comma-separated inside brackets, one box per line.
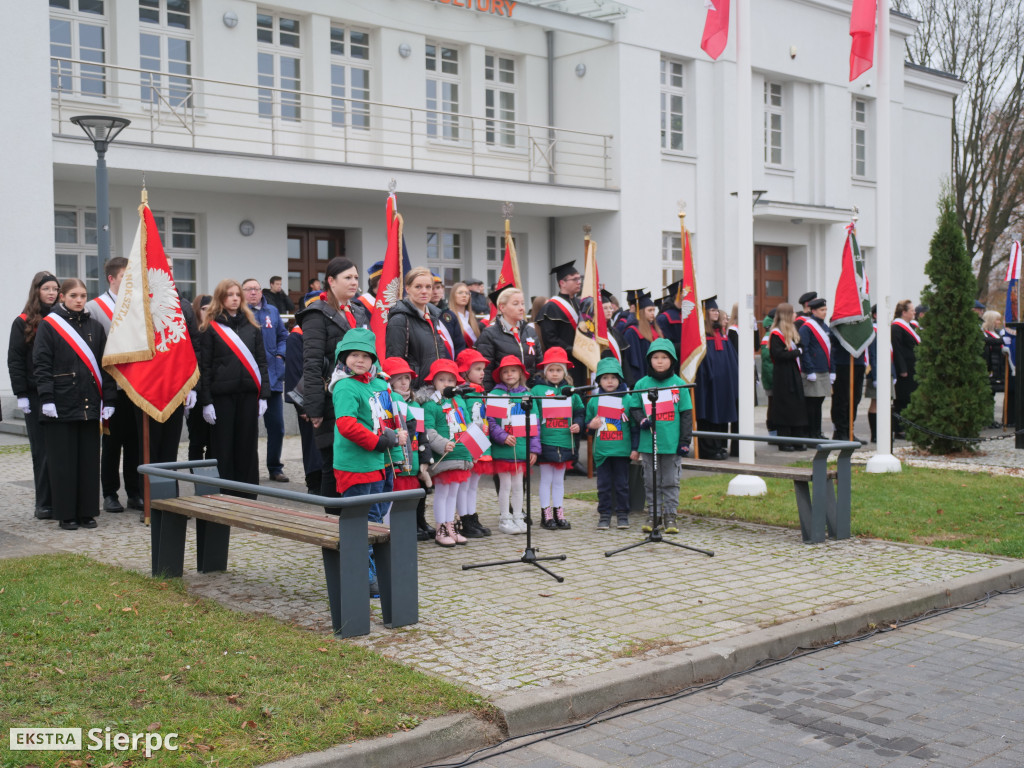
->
[606, 387, 715, 559]
[463, 392, 567, 582]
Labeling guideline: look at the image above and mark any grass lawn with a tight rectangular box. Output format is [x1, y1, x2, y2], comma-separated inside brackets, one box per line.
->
[571, 465, 1024, 558]
[0, 554, 487, 767]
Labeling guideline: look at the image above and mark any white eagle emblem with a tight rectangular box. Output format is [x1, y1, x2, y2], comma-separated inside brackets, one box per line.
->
[678, 285, 696, 321]
[148, 268, 187, 352]
[377, 277, 402, 322]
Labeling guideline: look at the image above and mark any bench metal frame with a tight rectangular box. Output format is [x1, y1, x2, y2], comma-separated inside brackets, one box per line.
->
[137, 460, 424, 638]
[690, 433, 859, 544]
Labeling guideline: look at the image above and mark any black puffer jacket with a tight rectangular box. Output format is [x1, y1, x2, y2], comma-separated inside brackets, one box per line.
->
[299, 299, 369, 448]
[475, 315, 539, 390]
[198, 312, 269, 405]
[32, 303, 116, 421]
[8, 305, 53, 397]
[385, 298, 452, 384]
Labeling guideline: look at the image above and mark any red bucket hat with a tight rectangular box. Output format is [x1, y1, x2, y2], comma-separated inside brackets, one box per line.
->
[539, 346, 570, 368]
[493, 354, 530, 384]
[382, 357, 415, 379]
[424, 358, 465, 384]
[456, 348, 488, 372]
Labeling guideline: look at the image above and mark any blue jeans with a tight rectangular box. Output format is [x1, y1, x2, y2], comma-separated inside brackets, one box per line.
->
[263, 390, 285, 474]
[341, 470, 393, 583]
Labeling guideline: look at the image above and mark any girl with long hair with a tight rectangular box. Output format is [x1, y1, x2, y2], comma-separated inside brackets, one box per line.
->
[448, 281, 481, 349]
[767, 303, 808, 450]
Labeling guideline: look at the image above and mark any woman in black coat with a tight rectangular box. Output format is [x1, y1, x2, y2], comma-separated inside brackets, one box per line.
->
[475, 286, 539, 389]
[198, 279, 269, 495]
[767, 303, 808, 451]
[299, 257, 369, 500]
[385, 266, 452, 385]
[891, 299, 920, 438]
[8, 271, 60, 520]
[33, 278, 117, 529]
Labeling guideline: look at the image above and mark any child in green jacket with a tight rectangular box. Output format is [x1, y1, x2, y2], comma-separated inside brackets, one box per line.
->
[585, 357, 633, 530]
[625, 338, 693, 534]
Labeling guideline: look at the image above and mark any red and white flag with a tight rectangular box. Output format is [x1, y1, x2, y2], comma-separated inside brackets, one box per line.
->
[644, 389, 678, 417]
[508, 412, 538, 438]
[485, 397, 511, 420]
[102, 194, 198, 422]
[407, 404, 425, 433]
[459, 422, 491, 460]
[849, 0, 876, 81]
[678, 227, 705, 384]
[541, 398, 572, 419]
[1007, 241, 1022, 282]
[701, 0, 730, 60]
[372, 194, 405, 362]
[597, 395, 624, 420]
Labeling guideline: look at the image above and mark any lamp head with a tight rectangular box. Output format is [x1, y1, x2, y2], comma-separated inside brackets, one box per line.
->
[70, 115, 131, 152]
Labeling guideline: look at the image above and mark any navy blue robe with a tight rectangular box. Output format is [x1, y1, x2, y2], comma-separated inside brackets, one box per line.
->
[694, 330, 739, 424]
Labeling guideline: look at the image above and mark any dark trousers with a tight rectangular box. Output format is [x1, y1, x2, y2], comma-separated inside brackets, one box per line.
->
[45, 420, 100, 522]
[596, 455, 630, 513]
[186, 406, 210, 460]
[805, 397, 825, 439]
[135, 405, 184, 464]
[319, 445, 339, 511]
[830, 365, 865, 439]
[263, 390, 285, 474]
[101, 390, 140, 498]
[209, 392, 259, 498]
[894, 376, 917, 431]
[296, 406, 323, 493]
[698, 421, 728, 456]
[24, 392, 53, 514]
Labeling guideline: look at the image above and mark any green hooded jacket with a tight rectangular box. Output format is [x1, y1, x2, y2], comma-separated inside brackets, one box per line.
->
[625, 338, 693, 454]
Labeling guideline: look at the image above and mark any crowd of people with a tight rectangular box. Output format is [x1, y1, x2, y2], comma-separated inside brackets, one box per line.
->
[9, 257, 1016, 593]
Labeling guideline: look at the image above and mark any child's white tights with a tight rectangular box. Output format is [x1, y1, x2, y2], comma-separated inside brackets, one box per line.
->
[457, 473, 481, 517]
[497, 472, 525, 516]
[432, 480, 460, 524]
[538, 464, 566, 508]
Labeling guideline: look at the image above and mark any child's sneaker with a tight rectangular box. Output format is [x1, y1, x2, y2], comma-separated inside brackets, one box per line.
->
[597, 513, 611, 530]
[664, 513, 679, 534]
[498, 513, 519, 535]
[616, 512, 630, 529]
[513, 510, 528, 533]
[641, 516, 653, 533]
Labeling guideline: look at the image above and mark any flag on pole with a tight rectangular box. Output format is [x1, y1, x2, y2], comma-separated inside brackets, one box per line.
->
[541, 398, 572, 419]
[597, 396, 624, 420]
[102, 193, 198, 422]
[678, 226, 705, 384]
[407, 404, 425, 433]
[849, 0, 876, 80]
[644, 388, 678, 417]
[458, 422, 491, 460]
[372, 194, 405, 362]
[489, 218, 523, 305]
[831, 224, 875, 358]
[573, 239, 608, 372]
[701, 0, 730, 60]
[508, 411, 538, 438]
[485, 397, 511, 420]
[1006, 240, 1020, 363]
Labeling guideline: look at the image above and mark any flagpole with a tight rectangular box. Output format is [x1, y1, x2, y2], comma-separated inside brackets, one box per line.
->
[866, 0, 901, 473]
[680, 209, 700, 461]
[849, 212, 857, 442]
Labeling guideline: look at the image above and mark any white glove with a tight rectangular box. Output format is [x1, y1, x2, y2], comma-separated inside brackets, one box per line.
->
[258, 399, 268, 418]
[17, 398, 30, 414]
[101, 406, 115, 420]
[806, 372, 817, 382]
[41, 403, 57, 419]
[185, 390, 197, 411]
[203, 404, 216, 425]
[829, 373, 837, 384]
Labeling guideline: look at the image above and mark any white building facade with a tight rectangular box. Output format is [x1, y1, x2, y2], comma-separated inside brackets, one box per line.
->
[1, 0, 959, 398]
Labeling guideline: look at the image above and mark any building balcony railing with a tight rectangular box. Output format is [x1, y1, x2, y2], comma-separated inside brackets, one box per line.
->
[50, 58, 615, 190]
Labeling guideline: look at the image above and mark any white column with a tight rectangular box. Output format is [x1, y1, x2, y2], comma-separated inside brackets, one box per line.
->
[866, 1, 901, 473]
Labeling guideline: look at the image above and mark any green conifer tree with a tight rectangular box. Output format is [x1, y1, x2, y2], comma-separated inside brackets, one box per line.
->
[903, 192, 991, 453]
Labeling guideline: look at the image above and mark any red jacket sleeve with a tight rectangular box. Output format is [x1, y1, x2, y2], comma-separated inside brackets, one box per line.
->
[336, 416, 379, 450]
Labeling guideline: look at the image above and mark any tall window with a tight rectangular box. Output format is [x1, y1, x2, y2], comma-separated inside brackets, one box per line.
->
[662, 232, 682, 286]
[660, 58, 685, 151]
[139, 0, 193, 108]
[330, 25, 370, 129]
[486, 232, 521, 289]
[257, 11, 302, 121]
[426, 42, 461, 141]
[852, 97, 869, 178]
[152, 213, 199, 301]
[49, 0, 107, 98]
[763, 81, 784, 166]
[427, 229, 464, 285]
[484, 53, 516, 147]
[54, 207, 102, 297]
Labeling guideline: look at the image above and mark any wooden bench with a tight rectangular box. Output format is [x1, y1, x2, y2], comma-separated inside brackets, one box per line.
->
[138, 460, 424, 638]
[685, 432, 858, 544]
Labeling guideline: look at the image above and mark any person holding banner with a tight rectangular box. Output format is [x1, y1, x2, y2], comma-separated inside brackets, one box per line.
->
[798, 297, 833, 440]
[198, 279, 269, 495]
[386, 267, 455, 386]
[475, 287, 539, 390]
[8, 271, 60, 520]
[33, 278, 116, 530]
[585, 357, 633, 531]
[487, 355, 540, 535]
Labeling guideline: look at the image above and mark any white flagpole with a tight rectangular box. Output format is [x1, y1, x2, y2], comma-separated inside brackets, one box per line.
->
[728, 0, 767, 496]
[867, 0, 902, 473]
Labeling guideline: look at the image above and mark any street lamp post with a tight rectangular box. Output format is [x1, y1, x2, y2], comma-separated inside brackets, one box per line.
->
[70, 115, 131, 264]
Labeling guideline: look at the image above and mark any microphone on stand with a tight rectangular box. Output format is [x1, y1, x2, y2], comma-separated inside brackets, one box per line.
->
[560, 384, 598, 396]
[442, 383, 475, 398]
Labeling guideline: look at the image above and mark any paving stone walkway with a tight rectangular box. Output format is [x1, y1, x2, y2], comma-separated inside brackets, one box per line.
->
[0, 435, 1014, 696]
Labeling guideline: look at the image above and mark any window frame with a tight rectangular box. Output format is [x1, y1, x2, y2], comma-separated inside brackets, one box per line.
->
[256, 10, 303, 122]
[484, 52, 518, 149]
[54, 205, 104, 298]
[329, 23, 371, 130]
[139, 0, 194, 109]
[151, 211, 200, 302]
[851, 96, 870, 179]
[49, 0, 109, 99]
[426, 228, 466, 286]
[660, 58, 686, 153]
[763, 80, 784, 167]
[425, 41, 463, 143]
[485, 231, 522, 289]
[661, 231, 683, 287]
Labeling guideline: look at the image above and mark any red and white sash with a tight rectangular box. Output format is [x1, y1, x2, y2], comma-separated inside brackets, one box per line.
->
[548, 296, 579, 325]
[44, 313, 103, 397]
[606, 333, 622, 362]
[803, 319, 831, 368]
[356, 293, 375, 316]
[770, 328, 801, 371]
[211, 321, 262, 390]
[892, 318, 921, 345]
[984, 329, 1001, 341]
[94, 293, 115, 320]
[436, 320, 455, 359]
[456, 311, 478, 346]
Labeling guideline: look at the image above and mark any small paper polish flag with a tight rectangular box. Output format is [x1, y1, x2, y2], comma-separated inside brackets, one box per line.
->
[541, 398, 572, 419]
[597, 395, 624, 420]
[459, 422, 491, 460]
[644, 389, 677, 416]
[407, 405, 425, 433]
[508, 413, 538, 438]
[485, 397, 511, 420]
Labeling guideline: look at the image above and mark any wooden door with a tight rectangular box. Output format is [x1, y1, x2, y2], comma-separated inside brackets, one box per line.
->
[286, 227, 345, 307]
[754, 245, 788, 321]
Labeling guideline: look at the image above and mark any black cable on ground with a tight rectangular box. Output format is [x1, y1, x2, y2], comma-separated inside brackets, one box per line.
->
[420, 584, 1024, 768]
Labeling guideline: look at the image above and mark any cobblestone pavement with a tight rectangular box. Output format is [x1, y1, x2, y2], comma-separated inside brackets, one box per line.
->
[0, 437, 1013, 695]
[454, 588, 1024, 768]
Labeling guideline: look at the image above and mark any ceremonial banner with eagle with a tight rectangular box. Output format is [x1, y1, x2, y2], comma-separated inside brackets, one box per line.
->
[831, 224, 875, 358]
[573, 238, 608, 372]
[371, 193, 404, 361]
[677, 226, 704, 384]
[102, 193, 198, 422]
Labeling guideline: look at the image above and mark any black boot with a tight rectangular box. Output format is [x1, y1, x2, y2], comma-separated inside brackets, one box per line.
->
[460, 513, 489, 539]
[868, 412, 877, 443]
[416, 500, 435, 541]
